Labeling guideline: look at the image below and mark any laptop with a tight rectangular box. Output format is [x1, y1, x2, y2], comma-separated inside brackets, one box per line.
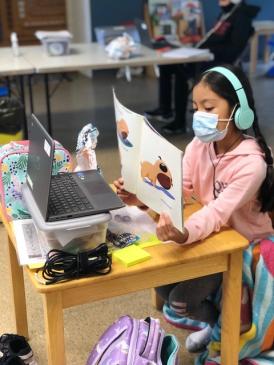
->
[134, 19, 180, 50]
[26, 114, 125, 222]
[95, 25, 140, 47]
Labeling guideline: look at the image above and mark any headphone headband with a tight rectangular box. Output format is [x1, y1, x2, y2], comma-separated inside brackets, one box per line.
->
[206, 66, 254, 130]
[209, 66, 249, 106]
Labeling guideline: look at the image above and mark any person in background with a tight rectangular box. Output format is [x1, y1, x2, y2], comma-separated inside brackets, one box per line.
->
[145, 0, 260, 135]
[114, 64, 274, 355]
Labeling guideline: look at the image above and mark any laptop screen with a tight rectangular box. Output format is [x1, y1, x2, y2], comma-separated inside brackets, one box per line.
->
[134, 19, 153, 48]
[26, 114, 54, 220]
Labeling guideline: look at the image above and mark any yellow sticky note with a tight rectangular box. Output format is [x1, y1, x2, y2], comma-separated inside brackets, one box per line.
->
[28, 262, 44, 270]
[137, 234, 162, 248]
[113, 244, 151, 267]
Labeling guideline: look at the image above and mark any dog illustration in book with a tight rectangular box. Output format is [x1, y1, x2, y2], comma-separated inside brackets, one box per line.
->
[141, 156, 173, 190]
[116, 118, 133, 147]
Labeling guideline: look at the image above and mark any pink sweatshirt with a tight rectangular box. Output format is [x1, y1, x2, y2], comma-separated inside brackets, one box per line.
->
[183, 136, 274, 244]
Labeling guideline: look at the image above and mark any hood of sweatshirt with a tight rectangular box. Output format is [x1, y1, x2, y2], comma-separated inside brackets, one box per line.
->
[241, 3, 261, 19]
[220, 2, 260, 19]
[220, 1, 261, 19]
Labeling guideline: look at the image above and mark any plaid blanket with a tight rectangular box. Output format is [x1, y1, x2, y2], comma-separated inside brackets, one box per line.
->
[196, 236, 274, 364]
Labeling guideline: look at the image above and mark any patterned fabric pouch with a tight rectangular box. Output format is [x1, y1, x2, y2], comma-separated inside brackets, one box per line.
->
[0, 140, 71, 221]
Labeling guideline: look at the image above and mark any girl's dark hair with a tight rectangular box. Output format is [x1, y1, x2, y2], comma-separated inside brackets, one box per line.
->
[194, 64, 274, 213]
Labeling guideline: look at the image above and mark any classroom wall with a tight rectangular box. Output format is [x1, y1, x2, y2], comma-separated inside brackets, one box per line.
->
[67, 0, 91, 42]
[90, 0, 144, 39]
[89, 0, 274, 58]
[90, 0, 274, 31]
[66, 0, 92, 76]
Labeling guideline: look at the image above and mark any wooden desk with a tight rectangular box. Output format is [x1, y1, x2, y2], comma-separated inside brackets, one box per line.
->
[249, 20, 274, 77]
[2, 202, 248, 365]
[0, 48, 34, 76]
[20, 43, 213, 74]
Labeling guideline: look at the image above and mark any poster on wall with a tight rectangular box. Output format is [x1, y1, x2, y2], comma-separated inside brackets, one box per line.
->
[148, 0, 204, 45]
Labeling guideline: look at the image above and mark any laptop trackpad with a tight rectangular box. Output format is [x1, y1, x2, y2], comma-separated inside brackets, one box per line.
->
[72, 170, 121, 209]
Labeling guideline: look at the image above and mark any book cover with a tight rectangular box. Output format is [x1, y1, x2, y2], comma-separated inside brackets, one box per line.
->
[113, 91, 183, 231]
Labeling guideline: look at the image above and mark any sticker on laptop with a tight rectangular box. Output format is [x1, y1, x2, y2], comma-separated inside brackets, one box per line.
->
[76, 172, 85, 180]
[44, 139, 51, 157]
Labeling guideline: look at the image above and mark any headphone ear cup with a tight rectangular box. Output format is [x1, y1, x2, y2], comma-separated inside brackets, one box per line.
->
[234, 108, 242, 129]
[234, 107, 254, 130]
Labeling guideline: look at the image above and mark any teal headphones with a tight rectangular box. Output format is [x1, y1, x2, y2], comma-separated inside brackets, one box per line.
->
[207, 66, 254, 130]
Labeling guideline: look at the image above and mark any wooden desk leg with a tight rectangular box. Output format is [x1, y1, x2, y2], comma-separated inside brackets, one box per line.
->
[151, 288, 164, 310]
[43, 292, 65, 365]
[264, 35, 271, 64]
[249, 34, 258, 77]
[7, 236, 29, 338]
[221, 251, 243, 365]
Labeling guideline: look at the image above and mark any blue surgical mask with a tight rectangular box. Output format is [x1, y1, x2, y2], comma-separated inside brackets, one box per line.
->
[192, 105, 236, 143]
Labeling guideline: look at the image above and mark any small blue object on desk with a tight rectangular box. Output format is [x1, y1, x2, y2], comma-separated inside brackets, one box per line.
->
[0, 86, 9, 97]
[266, 64, 274, 78]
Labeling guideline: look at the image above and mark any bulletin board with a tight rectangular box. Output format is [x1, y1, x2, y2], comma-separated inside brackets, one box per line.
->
[148, 0, 205, 45]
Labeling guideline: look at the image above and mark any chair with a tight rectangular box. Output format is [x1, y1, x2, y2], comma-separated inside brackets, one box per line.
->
[249, 20, 274, 77]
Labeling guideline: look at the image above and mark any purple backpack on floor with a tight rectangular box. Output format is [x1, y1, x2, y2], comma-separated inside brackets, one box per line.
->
[86, 315, 180, 365]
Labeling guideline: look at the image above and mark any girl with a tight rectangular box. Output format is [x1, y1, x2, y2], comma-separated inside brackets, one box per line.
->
[114, 64, 274, 353]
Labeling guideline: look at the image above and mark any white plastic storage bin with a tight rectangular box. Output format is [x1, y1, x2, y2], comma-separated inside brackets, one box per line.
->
[35, 30, 72, 56]
[36, 219, 109, 251]
[42, 37, 70, 56]
[22, 184, 111, 249]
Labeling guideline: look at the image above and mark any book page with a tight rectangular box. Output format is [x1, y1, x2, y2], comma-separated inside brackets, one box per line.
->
[113, 91, 143, 194]
[13, 219, 51, 266]
[137, 119, 183, 231]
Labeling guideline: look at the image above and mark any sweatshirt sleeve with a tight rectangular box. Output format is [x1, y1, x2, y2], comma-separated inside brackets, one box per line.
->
[184, 156, 266, 244]
[182, 141, 194, 200]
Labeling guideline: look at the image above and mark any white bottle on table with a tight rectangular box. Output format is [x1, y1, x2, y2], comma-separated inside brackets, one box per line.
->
[10, 32, 21, 57]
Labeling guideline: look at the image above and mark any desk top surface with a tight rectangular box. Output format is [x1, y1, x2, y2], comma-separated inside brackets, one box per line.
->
[1, 201, 248, 293]
[0, 48, 35, 76]
[253, 20, 274, 31]
[16, 43, 213, 74]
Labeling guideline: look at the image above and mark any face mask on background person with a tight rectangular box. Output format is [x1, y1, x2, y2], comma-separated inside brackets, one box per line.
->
[192, 105, 237, 143]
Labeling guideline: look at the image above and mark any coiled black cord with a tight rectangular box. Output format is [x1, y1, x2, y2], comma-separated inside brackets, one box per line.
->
[41, 243, 111, 285]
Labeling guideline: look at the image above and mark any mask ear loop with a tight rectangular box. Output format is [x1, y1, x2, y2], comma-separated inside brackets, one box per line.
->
[218, 104, 238, 122]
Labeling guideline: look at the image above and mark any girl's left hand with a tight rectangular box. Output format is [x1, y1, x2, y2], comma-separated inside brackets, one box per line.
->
[156, 212, 189, 244]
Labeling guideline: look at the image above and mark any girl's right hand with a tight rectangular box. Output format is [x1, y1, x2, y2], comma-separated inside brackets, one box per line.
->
[113, 177, 144, 207]
[156, 212, 189, 244]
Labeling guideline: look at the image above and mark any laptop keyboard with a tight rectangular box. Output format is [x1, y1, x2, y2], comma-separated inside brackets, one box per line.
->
[48, 174, 94, 216]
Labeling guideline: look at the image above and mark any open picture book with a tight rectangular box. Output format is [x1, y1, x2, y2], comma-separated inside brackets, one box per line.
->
[113, 91, 183, 231]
